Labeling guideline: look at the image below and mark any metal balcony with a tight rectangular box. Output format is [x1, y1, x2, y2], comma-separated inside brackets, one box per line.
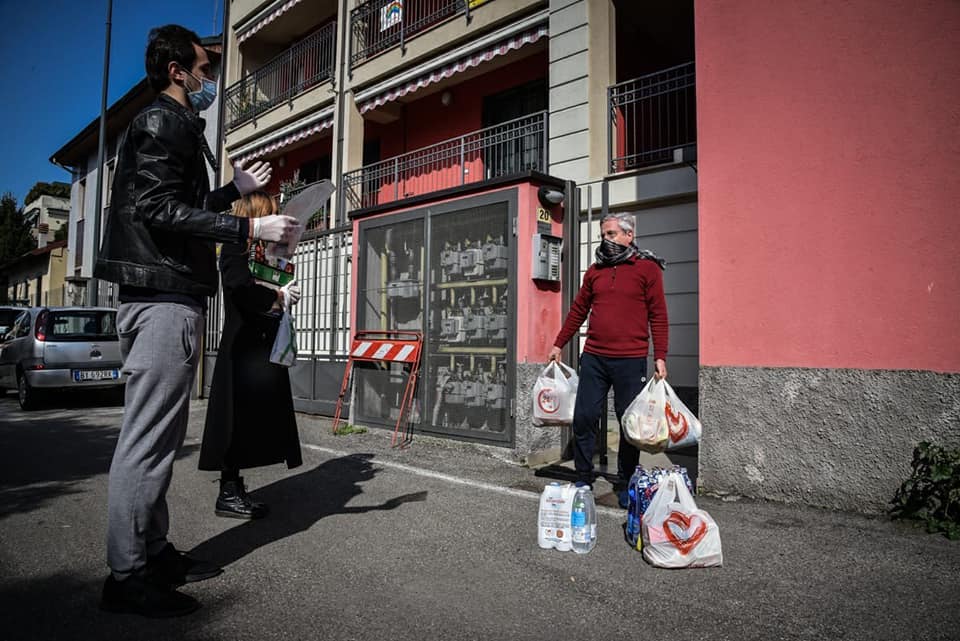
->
[342, 110, 547, 212]
[608, 62, 697, 173]
[225, 22, 337, 130]
[349, 0, 480, 68]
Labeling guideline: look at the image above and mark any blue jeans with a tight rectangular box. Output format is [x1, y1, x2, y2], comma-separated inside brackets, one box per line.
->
[571, 352, 647, 488]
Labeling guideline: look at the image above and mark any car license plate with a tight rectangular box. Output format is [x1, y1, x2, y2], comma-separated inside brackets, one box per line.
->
[73, 369, 119, 382]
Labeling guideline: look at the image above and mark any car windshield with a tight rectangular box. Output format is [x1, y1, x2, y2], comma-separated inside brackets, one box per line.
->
[48, 310, 119, 341]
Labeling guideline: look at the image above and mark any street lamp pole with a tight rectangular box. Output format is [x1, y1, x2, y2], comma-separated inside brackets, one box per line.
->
[88, 0, 113, 306]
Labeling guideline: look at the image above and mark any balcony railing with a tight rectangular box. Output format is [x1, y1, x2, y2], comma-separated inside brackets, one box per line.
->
[608, 62, 697, 173]
[342, 110, 547, 211]
[225, 22, 337, 130]
[349, 0, 475, 68]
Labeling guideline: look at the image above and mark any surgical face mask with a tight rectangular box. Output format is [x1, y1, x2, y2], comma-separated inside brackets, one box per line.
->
[185, 70, 217, 112]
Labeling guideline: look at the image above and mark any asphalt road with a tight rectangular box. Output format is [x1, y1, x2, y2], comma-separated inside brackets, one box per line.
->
[1, 391, 959, 641]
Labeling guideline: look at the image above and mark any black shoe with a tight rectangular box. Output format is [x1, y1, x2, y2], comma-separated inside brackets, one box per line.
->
[146, 543, 223, 587]
[100, 572, 199, 618]
[215, 477, 269, 519]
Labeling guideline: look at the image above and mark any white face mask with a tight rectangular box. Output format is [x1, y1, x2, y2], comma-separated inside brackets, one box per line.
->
[185, 70, 217, 112]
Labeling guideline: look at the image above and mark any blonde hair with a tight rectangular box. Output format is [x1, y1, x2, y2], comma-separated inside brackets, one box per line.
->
[232, 191, 278, 218]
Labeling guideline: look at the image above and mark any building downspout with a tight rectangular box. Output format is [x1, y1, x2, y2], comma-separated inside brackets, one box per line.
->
[329, 0, 351, 362]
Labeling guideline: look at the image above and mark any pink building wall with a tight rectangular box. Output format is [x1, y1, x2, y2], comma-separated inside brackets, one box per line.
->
[364, 53, 547, 206]
[696, 0, 960, 373]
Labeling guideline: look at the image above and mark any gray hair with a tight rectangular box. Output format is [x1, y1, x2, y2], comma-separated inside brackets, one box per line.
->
[600, 212, 635, 234]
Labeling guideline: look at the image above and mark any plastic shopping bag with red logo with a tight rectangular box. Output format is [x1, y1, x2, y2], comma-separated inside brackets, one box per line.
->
[622, 378, 669, 450]
[662, 380, 702, 451]
[531, 361, 579, 426]
[641, 472, 722, 568]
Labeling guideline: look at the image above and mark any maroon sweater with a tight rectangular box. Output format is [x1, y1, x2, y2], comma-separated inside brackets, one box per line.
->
[554, 256, 668, 360]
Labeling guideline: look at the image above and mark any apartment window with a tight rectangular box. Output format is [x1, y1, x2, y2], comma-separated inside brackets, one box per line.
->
[104, 159, 116, 207]
[76, 218, 85, 268]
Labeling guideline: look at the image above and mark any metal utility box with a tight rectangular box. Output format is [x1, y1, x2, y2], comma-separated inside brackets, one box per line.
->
[350, 179, 566, 448]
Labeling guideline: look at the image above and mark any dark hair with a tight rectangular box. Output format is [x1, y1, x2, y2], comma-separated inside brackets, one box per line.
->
[145, 24, 202, 93]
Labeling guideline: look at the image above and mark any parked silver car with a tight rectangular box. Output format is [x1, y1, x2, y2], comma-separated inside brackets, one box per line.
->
[0, 306, 126, 410]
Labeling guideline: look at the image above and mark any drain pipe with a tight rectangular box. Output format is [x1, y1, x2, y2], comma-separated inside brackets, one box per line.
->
[329, 0, 352, 361]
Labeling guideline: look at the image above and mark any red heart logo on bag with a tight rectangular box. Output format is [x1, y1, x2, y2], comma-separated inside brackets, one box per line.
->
[665, 402, 689, 442]
[663, 510, 707, 555]
[537, 388, 559, 414]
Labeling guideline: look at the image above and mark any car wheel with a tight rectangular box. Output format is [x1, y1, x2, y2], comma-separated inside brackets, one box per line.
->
[17, 372, 39, 411]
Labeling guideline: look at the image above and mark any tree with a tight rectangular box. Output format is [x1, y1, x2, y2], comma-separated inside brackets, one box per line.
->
[0, 192, 34, 267]
[24, 181, 71, 206]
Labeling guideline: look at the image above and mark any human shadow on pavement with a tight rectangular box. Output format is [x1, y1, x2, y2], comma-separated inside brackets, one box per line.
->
[188, 453, 427, 568]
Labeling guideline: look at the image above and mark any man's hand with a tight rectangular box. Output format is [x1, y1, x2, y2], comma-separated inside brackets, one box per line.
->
[654, 358, 667, 380]
[251, 215, 301, 243]
[548, 346, 562, 363]
[233, 160, 273, 195]
[279, 280, 301, 311]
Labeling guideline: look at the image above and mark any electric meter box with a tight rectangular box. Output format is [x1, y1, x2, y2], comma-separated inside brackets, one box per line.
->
[531, 233, 562, 282]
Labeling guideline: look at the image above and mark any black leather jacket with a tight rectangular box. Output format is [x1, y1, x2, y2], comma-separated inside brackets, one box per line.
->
[94, 94, 243, 297]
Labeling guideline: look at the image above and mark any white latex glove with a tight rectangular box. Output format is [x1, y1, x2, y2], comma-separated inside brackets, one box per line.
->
[280, 280, 301, 310]
[252, 215, 301, 243]
[233, 160, 273, 195]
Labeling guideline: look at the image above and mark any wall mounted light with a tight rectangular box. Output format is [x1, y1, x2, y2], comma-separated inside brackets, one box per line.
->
[441, 90, 453, 107]
[537, 185, 565, 207]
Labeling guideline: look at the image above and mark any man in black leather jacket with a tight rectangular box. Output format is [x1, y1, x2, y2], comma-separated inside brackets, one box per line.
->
[96, 24, 300, 618]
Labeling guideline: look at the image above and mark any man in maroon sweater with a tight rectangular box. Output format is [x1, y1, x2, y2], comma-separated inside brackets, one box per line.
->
[549, 213, 668, 502]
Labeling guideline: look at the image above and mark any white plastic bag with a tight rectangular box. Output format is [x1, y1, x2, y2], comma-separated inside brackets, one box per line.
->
[641, 472, 722, 568]
[532, 361, 579, 426]
[622, 378, 668, 450]
[663, 380, 702, 450]
[269, 311, 297, 367]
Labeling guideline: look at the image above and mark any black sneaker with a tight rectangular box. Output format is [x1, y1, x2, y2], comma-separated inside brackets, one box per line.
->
[100, 573, 199, 618]
[146, 543, 223, 587]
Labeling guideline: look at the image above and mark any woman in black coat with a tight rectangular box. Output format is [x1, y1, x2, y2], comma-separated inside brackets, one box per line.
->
[199, 192, 303, 519]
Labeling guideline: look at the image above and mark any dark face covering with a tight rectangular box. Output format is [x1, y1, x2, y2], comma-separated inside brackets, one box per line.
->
[595, 238, 637, 265]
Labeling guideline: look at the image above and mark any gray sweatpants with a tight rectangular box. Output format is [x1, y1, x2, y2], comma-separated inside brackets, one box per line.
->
[106, 302, 203, 578]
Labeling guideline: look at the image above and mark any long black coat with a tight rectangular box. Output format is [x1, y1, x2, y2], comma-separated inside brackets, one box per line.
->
[198, 240, 302, 472]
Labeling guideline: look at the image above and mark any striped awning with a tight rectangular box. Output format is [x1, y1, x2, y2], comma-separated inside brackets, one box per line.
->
[237, 0, 305, 44]
[359, 24, 548, 114]
[231, 117, 334, 166]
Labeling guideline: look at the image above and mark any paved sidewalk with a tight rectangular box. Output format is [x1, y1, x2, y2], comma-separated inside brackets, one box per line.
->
[295, 409, 960, 641]
[1, 397, 958, 641]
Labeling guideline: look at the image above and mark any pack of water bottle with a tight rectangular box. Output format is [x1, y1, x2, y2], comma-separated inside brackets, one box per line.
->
[625, 465, 694, 550]
[537, 482, 597, 554]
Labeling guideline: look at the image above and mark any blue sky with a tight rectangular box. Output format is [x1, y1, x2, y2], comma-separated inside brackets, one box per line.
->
[0, 0, 224, 206]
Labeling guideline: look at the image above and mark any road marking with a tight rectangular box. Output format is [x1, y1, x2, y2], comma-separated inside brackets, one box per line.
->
[302, 444, 624, 518]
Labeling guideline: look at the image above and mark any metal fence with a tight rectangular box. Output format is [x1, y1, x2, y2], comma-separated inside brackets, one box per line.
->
[349, 0, 470, 68]
[342, 110, 548, 211]
[203, 227, 352, 359]
[225, 22, 337, 129]
[608, 62, 697, 173]
[289, 227, 352, 357]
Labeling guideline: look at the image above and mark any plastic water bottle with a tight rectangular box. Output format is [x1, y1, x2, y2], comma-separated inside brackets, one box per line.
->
[571, 485, 597, 554]
[625, 466, 643, 549]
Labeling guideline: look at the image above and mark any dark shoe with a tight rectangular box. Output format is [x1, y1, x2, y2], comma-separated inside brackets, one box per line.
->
[100, 572, 199, 618]
[146, 543, 223, 587]
[216, 477, 269, 519]
[617, 490, 630, 509]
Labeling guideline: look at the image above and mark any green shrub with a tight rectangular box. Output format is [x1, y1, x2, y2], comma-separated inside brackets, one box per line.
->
[890, 442, 960, 539]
